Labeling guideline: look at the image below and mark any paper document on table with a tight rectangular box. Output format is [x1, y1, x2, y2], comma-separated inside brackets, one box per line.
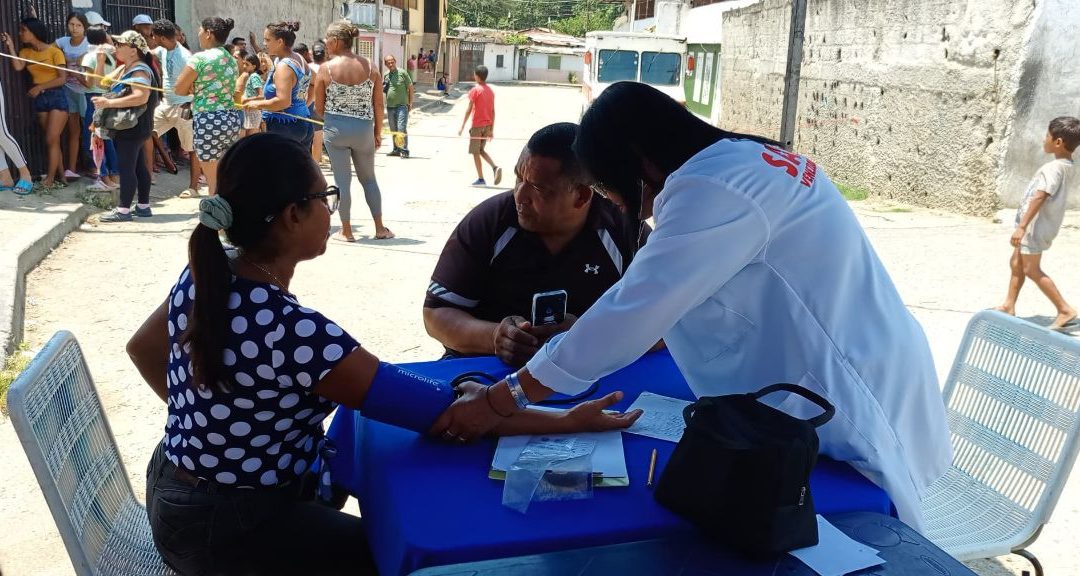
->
[788, 515, 885, 576]
[624, 392, 694, 443]
[491, 410, 628, 484]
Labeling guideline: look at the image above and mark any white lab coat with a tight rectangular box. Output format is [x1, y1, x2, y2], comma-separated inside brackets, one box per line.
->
[526, 138, 951, 531]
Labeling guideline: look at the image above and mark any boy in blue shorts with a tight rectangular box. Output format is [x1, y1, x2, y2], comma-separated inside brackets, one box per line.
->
[996, 116, 1080, 329]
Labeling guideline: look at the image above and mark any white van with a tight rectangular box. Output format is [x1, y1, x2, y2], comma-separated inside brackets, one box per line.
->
[582, 31, 687, 109]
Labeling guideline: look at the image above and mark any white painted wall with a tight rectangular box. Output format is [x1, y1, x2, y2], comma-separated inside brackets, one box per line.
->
[997, 0, 1080, 208]
[525, 52, 583, 83]
[684, 0, 760, 44]
[482, 44, 516, 82]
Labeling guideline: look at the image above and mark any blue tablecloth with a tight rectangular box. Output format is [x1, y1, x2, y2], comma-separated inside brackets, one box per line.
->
[326, 350, 894, 576]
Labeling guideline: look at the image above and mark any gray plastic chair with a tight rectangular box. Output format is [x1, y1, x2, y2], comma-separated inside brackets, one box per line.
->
[8, 331, 174, 575]
[921, 311, 1080, 576]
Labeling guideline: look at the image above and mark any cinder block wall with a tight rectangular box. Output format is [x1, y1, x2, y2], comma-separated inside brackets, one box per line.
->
[720, 0, 1053, 215]
[182, 0, 337, 54]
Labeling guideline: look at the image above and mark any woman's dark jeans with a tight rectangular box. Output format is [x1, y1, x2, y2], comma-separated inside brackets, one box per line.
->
[146, 443, 375, 575]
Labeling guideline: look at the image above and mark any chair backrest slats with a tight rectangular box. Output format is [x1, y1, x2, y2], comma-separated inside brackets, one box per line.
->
[942, 311, 1080, 529]
[8, 332, 138, 575]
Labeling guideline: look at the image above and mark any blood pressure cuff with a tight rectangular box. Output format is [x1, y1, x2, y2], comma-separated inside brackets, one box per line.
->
[361, 362, 457, 433]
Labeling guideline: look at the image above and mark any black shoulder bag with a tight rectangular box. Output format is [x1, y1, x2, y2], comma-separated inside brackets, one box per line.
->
[654, 383, 835, 557]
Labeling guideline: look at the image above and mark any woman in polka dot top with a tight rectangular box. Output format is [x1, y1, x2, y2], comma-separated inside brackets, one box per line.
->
[126, 132, 642, 575]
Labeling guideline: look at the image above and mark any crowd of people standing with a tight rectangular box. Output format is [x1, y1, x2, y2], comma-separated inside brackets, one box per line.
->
[0, 10, 430, 239]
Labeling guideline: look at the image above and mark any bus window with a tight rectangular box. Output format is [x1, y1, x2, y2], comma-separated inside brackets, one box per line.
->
[640, 52, 680, 86]
[598, 50, 639, 83]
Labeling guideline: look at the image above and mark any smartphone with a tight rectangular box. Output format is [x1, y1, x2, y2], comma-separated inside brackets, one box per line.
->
[531, 290, 568, 327]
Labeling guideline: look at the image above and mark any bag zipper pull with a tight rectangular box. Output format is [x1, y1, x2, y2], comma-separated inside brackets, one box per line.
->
[798, 486, 807, 506]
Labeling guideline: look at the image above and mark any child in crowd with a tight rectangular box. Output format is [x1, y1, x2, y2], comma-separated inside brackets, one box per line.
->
[437, 74, 448, 95]
[458, 65, 500, 186]
[996, 116, 1080, 330]
[237, 51, 263, 136]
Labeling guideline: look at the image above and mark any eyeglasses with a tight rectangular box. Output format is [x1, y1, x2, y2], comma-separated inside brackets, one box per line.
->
[265, 186, 340, 222]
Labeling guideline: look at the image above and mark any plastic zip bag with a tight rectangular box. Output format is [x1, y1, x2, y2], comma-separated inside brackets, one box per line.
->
[502, 437, 596, 514]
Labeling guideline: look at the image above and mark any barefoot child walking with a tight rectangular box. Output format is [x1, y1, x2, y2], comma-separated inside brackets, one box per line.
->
[996, 116, 1080, 329]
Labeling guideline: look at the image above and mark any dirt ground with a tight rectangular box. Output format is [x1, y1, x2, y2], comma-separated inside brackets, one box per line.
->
[2, 84, 1078, 575]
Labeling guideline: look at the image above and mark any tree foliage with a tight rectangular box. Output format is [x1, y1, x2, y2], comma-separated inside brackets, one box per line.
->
[447, 0, 623, 36]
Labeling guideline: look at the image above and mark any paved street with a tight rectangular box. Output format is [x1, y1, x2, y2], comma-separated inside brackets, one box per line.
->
[2, 83, 1079, 575]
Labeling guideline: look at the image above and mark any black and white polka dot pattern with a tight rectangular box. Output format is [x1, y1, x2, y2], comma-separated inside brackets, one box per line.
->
[162, 267, 358, 488]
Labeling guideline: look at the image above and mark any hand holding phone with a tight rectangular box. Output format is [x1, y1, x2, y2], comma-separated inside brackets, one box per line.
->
[531, 290, 568, 327]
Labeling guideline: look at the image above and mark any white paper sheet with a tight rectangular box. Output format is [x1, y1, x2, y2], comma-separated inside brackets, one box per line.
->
[788, 515, 885, 576]
[492, 422, 628, 479]
[624, 392, 694, 443]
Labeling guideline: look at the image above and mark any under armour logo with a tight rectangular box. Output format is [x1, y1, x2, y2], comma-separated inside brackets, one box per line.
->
[584, 264, 600, 275]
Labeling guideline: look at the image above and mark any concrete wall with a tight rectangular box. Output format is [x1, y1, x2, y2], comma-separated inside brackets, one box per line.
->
[180, 0, 337, 53]
[997, 0, 1080, 207]
[720, 0, 1038, 215]
[483, 44, 517, 82]
[525, 52, 583, 83]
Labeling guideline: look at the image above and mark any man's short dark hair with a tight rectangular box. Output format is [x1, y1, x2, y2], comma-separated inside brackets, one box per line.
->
[527, 122, 586, 185]
[152, 18, 177, 39]
[474, 65, 488, 81]
[1049, 117, 1080, 152]
[231, 37, 245, 45]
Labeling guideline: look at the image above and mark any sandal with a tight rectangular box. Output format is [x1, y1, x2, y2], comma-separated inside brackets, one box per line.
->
[331, 232, 355, 243]
[178, 188, 196, 199]
[375, 228, 396, 240]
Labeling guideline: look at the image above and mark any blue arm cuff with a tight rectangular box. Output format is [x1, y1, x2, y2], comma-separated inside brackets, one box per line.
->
[360, 362, 456, 433]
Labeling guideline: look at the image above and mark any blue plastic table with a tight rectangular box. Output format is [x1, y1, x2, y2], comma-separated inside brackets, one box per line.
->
[325, 351, 894, 576]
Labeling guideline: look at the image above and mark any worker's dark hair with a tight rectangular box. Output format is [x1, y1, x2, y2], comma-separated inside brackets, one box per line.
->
[474, 65, 488, 81]
[151, 18, 177, 39]
[575, 81, 776, 220]
[231, 36, 245, 45]
[20, 18, 51, 44]
[183, 133, 321, 392]
[200, 17, 234, 45]
[312, 40, 326, 63]
[527, 123, 587, 185]
[266, 20, 300, 48]
[1049, 117, 1080, 152]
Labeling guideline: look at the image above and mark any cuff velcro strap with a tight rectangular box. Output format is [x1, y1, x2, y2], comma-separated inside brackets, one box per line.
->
[361, 362, 457, 433]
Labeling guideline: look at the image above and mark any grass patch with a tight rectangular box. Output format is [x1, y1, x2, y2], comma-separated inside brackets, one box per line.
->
[837, 183, 870, 201]
[0, 342, 32, 416]
[76, 189, 116, 210]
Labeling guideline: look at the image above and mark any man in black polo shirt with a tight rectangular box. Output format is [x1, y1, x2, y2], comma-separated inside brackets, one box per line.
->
[424, 122, 638, 366]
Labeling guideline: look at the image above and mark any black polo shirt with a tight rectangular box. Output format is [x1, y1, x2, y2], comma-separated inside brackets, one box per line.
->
[425, 191, 637, 354]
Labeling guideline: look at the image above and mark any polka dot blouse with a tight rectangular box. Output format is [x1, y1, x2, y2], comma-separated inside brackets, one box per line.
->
[162, 267, 358, 488]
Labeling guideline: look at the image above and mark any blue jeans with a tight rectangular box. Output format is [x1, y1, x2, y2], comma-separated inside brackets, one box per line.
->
[386, 105, 409, 152]
[84, 94, 118, 176]
[266, 119, 314, 152]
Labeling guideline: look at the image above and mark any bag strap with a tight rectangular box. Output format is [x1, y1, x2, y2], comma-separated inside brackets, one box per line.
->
[751, 383, 835, 428]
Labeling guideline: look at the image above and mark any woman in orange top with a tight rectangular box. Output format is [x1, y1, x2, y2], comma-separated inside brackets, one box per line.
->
[2, 18, 68, 188]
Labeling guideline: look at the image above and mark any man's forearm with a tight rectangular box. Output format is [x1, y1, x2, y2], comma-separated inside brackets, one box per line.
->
[423, 306, 498, 354]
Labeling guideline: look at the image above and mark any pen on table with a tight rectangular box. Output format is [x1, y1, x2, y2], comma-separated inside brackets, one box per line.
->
[647, 448, 657, 489]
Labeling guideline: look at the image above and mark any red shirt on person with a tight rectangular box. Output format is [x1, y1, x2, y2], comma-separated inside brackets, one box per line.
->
[468, 83, 494, 128]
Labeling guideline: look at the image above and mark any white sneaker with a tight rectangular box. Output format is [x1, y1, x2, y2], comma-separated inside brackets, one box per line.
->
[87, 179, 111, 192]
